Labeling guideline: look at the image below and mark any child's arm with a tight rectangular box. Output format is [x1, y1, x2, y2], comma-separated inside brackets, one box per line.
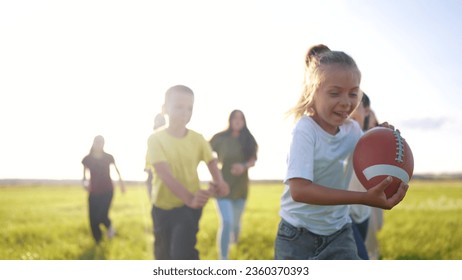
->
[289, 176, 408, 210]
[154, 162, 211, 208]
[113, 162, 126, 193]
[207, 159, 230, 197]
[82, 166, 89, 190]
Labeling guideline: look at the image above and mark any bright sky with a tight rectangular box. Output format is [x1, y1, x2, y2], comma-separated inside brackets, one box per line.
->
[1, 0, 461, 181]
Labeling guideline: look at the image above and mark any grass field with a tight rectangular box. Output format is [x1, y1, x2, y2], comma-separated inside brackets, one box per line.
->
[0, 180, 461, 260]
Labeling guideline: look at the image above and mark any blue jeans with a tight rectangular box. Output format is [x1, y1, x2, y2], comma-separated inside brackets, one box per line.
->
[352, 218, 370, 260]
[216, 198, 246, 260]
[274, 219, 360, 260]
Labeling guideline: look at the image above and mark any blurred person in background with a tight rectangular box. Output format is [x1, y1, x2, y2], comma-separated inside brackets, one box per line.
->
[82, 135, 125, 243]
[210, 110, 258, 260]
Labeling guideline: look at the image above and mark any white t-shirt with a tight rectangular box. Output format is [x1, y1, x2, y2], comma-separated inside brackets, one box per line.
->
[280, 116, 363, 235]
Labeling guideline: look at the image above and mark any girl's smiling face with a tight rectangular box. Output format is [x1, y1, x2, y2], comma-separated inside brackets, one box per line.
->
[312, 64, 361, 135]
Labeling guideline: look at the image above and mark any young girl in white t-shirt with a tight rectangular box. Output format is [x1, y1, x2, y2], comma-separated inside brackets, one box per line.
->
[274, 44, 408, 260]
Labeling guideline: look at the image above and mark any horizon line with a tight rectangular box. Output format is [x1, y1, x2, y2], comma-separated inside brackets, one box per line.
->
[2, 172, 462, 186]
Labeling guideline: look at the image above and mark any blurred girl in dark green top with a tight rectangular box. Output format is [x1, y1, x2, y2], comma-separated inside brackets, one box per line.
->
[210, 110, 258, 259]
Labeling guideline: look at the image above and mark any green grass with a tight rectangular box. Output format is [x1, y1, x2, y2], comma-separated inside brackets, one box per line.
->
[378, 180, 462, 260]
[0, 180, 461, 260]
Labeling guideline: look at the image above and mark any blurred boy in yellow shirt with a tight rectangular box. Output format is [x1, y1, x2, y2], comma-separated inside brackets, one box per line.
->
[146, 85, 229, 260]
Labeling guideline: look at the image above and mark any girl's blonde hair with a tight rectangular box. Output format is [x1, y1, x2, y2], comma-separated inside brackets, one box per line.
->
[288, 44, 361, 121]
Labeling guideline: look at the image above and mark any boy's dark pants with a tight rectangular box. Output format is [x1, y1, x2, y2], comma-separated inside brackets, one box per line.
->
[88, 191, 113, 242]
[151, 205, 202, 260]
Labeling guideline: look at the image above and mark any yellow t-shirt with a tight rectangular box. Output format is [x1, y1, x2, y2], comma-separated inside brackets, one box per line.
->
[146, 128, 214, 209]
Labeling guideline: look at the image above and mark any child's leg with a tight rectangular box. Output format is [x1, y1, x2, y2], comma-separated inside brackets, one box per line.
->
[365, 208, 383, 259]
[100, 192, 113, 229]
[275, 219, 313, 260]
[274, 219, 360, 260]
[357, 218, 369, 241]
[216, 199, 233, 259]
[151, 206, 173, 260]
[170, 206, 202, 260]
[318, 223, 360, 260]
[88, 194, 102, 243]
[352, 221, 369, 260]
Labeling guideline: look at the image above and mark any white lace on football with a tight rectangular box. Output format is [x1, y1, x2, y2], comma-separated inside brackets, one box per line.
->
[393, 130, 404, 163]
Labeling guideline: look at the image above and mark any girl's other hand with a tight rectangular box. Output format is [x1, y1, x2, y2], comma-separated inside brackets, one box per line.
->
[366, 176, 408, 209]
[379, 122, 395, 131]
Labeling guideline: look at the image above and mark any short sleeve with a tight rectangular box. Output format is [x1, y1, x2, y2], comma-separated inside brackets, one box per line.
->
[82, 156, 88, 166]
[284, 119, 315, 184]
[200, 134, 215, 164]
[146, 134, 167, 165]
[209, 134, 220, 152]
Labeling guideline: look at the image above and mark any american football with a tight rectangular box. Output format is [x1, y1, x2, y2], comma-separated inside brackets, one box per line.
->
[353, 127, 414, 198]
